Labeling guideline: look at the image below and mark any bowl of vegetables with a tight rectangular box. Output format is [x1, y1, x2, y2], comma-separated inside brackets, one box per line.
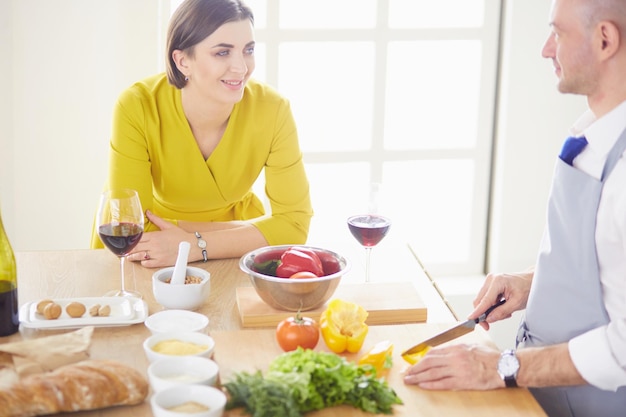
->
[239, 245, 350, 311]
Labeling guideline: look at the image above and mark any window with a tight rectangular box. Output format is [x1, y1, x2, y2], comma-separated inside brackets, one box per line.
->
[171, 0, 502, 277]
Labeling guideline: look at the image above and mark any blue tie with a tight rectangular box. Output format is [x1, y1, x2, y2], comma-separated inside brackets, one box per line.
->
[559, 136, 588, 166]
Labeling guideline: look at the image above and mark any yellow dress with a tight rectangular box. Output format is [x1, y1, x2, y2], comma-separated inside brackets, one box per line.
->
[91, 73, 312, 248]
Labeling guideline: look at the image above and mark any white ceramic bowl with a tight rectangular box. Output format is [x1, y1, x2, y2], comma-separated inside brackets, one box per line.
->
[145, 310, 209, 334]
[143, 331, 215, 363]
[239, 245, 350, 311]
[152, 266, 211, 310]
[148, 356, 219, 392]
[151, 384, 226, 417]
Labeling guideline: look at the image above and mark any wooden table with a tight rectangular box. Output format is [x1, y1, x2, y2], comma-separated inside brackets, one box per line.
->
[0, 247, 546, 416]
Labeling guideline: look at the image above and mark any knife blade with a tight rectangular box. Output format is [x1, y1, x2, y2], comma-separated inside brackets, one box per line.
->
[401, 297, 506, 359]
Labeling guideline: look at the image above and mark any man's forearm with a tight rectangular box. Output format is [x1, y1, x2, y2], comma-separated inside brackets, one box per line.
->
[517, 343, 586, 387]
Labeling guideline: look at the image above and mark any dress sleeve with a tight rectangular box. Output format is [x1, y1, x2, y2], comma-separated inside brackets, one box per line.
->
[252, 99, 313, 245]
[90, 85, 161, 249]
[108, 87, 154, 217]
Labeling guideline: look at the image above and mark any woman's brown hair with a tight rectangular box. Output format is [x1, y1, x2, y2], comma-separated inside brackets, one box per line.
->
[166, 0, 254, 89]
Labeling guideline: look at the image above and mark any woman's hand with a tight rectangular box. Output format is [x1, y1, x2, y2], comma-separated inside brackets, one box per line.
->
[403, 344, 504, 390]
[469, 269, 534, 330]
[128, 210, 195, 268]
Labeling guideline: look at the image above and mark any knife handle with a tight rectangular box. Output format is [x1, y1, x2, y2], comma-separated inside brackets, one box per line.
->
[475, 297, 506, 323]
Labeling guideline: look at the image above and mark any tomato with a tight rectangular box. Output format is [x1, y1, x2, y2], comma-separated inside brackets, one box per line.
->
[276, 313, 320, 352]
[290, 271, 318, 279]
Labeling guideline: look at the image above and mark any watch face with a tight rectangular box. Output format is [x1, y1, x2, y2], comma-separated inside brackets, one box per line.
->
[499, 352, 519, 376]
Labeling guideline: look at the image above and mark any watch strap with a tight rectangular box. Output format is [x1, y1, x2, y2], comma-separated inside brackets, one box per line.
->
[194, 232, 208, 263]
[504, 376, 518, 388]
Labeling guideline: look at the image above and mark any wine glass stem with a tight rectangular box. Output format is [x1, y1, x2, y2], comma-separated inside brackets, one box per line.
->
[364, 247, 372, 283]
[120, 255, 127, 292]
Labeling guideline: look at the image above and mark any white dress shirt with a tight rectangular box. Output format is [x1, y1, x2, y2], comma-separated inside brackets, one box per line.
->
[564, 100, 626, 391]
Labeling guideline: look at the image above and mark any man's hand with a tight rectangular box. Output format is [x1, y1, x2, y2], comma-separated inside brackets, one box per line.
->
[403, 344, 504, 390]
[469, 270, 534, 330]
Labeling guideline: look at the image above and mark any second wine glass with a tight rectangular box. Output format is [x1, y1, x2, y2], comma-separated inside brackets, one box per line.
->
[347, 214, 391, 283]
[97, 188, 144, 298]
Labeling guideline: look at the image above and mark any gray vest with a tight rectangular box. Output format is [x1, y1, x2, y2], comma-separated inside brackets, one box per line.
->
[517, 129, 626, 417]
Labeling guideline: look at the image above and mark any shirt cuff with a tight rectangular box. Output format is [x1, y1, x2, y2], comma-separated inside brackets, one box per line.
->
[569, 326, 626, 391]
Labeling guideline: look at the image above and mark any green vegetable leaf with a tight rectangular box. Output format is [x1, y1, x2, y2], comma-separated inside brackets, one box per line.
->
[384, 353, 394, 370]
[223, 371, 301, 417]
[253, 259, 281, 276]
[222, 348, 403, 416]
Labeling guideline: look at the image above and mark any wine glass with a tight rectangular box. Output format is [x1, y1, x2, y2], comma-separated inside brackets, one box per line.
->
[347, 214, 391, 283]
[96, 188, 144, 298]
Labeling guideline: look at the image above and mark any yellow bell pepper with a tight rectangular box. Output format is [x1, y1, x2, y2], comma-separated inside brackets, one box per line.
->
[358, 340, 394, 376]
[319, 299, 369, 353]
[401, 345, 431, 365]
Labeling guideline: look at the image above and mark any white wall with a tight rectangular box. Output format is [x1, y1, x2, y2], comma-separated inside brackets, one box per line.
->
[488, 0, 587, 272]
[1, 0, 167, 250]
[1, 1, 14, 233]
[1, 0, 588, 277]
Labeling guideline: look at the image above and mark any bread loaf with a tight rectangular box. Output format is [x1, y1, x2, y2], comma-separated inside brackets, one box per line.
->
[0, 359, 148, 417]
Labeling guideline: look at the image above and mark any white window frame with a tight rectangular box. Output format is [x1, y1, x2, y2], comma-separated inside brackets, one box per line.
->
[168, 0, 502, 277]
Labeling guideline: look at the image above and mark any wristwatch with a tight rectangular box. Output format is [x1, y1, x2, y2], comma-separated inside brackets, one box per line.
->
[497, 349, 519, 388]
[194, 232, 208, 263]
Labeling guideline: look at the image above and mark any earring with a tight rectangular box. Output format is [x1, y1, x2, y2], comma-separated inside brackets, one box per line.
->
[184, 75, 189, 81]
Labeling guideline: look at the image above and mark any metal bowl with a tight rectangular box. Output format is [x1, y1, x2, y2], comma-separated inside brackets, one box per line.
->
[239, 245, 350, 311]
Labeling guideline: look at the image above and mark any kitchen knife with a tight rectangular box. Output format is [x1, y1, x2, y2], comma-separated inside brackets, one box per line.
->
[401, 297, 506, 359]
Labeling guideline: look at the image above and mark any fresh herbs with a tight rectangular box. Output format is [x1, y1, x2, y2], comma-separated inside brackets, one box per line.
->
[223, 348, 402, 417]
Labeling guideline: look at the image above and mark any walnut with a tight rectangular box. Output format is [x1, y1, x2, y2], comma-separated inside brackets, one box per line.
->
[43, 303, 62, 320]
[98, 305, 111, 317]
[89, 304, 101, 317]
[36, 299, 54, 315]
[66, 302, 86, 318]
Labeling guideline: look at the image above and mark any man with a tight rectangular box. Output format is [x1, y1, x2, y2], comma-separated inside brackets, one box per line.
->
[403, 0, 626, 415]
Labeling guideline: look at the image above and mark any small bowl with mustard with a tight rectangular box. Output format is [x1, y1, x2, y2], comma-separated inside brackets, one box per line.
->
[143, 331, 215, 363]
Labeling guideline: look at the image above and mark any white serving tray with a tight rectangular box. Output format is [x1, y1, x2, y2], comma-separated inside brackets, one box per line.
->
[19, 296, 148, 330]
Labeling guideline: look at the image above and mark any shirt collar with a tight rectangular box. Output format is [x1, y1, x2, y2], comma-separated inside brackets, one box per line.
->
[571, 100, 626, 158]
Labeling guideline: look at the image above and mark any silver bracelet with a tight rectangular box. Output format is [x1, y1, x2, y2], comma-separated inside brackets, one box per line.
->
[194, 232, 208, 263]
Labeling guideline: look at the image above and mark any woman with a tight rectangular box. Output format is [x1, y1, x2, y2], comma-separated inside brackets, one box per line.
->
[90, 0, 313, 268]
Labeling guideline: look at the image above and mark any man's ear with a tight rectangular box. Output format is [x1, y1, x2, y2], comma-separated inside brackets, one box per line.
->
[597, 20, 620, 60]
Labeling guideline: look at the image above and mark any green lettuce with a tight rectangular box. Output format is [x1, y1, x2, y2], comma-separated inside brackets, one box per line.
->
[223, 348, 402, 417]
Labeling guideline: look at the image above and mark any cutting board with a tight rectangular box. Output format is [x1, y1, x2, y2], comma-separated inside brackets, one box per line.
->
[212, 324, 547, 417]
[236, 281, 427, 328]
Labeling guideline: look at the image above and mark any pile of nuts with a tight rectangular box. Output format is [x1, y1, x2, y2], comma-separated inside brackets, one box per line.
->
[36, 299, 111, 320]
[164, 275, 203, 285]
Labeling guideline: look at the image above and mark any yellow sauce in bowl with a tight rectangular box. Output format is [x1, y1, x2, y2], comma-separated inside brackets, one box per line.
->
[152, 339, 208, 356]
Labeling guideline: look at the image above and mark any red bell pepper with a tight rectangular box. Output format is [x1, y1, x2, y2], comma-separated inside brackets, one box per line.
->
[276, 247, 324, 278]
[312, 249, 341, 276]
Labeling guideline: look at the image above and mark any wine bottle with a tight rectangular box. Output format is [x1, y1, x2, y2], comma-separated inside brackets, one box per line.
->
[0, 207, 19, 336]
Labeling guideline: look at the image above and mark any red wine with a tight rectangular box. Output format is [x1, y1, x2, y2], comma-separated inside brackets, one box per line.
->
[98, 222, 143, 256]
[0, 283, 18, 337]
[348, 215, 391, 247]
